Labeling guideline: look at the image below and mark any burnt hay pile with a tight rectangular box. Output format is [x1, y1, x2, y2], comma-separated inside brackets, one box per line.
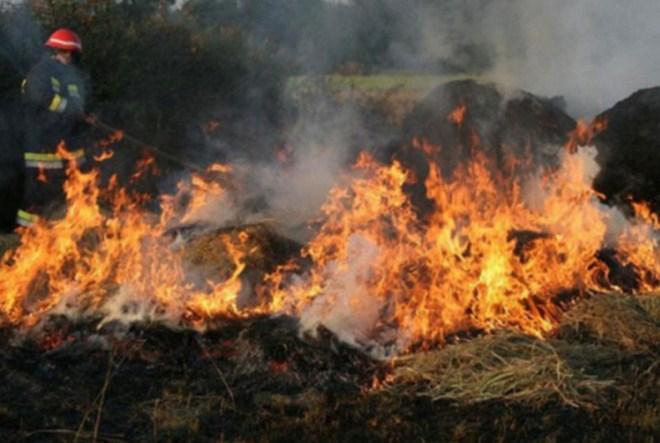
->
[386, 79, 577, 216]
[593, 87, 660, 214]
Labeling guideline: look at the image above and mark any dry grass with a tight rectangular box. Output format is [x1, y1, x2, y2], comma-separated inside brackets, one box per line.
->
[388, 292, 660, 430]
[638, 292, 660, 322]
[391, 332, 617, 409]
[556, 292, 660, 350]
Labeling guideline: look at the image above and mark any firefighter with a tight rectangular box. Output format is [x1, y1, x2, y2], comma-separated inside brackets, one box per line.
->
[17, 28, 90, 227]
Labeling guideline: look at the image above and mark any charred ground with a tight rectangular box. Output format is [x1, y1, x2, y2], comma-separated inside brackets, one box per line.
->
[0, 293, 658, 442]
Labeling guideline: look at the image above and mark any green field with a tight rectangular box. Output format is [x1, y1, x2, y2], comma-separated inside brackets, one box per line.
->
[287, 73, 486, 94]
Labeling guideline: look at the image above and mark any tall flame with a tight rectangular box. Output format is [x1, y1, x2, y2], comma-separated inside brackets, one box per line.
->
[266, 135, 658, 351]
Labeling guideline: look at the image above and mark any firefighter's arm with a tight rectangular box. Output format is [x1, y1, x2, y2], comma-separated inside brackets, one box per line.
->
[23, 68, 68, 114]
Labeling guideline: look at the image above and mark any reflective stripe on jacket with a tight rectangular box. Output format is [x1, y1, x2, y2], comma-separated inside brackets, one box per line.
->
[23, 149, 85, 169]
[16, 209, 39, 227]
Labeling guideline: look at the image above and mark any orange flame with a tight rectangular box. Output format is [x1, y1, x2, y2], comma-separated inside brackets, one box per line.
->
[98, 130, 124, 148]
[0, 151, 252, 330]
[448, 102, 467, 128]
[94, 150, 115, 162]
[265, 143, 658, 349]
[130, 152, 160, 183]
[564, 117, 608, 154]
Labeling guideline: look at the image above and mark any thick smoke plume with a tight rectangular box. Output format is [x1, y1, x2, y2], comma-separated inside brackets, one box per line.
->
[320, 0, 660, 118]
[409, 0, 660, 117]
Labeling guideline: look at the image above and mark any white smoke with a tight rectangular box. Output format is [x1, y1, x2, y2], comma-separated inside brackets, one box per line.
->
[248, 141, 351, 241]
[413, 0, 660, 117]
[299, 234, 385, 349]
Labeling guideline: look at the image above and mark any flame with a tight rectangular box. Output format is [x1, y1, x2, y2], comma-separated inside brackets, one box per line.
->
[160, 163, 235, 226]
[36, 167, 48, 183]
[131, 152, 160, 183]
[411, 137, 439, 157]
[0, 150, 253, 330]
[94, 150, 115, 162]
[1, 114, 658, 353]
[614, 201, 660, 292]
[266, 141, 658, 350]
[98, 130, 124, 148]
[448, 102, 467, 128]
[564, 117, 608, 154]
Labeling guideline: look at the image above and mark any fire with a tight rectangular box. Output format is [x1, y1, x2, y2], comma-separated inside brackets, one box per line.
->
[131, 152, 160, 183]
[0, 153, 253, 330]
[0, 107, 658, 354]
[265, 129, 658, 350]
[614, 201, 660, 292]
[98, 129, 124, 148]
[564, 117, 608, 154]
[447, 102, 467, 128]
[160, 162, 235, 226]
[94, 150, 115, 162]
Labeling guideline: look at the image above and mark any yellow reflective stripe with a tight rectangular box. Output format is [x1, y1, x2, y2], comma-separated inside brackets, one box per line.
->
[17, 210, 39, 221]
[24, 149, 85, 162]
[48, 94, 60, 111]
[21, 79, 27, 94]
[49, 94, 68, 112]
[17, 210, 40, 223]
[50, 77, 61, 93]
[25, 152, 61, 162]
[68, 84, 80, 98]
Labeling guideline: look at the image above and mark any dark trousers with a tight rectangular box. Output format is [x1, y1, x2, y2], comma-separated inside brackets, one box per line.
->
[18, 166, 68, 225]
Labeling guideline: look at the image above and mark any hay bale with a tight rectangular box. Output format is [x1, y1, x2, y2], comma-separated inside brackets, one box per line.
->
[593, 87, 660, 213]
[390, 332, 615, 409]
[395, 80, 575, 172]
[181, 221, 301, 292]
[556, 293, 660, 351]
[388, 79, 576, 215]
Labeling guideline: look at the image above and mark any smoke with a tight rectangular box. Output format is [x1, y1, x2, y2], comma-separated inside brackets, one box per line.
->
[409, 0, 660, 117]
[190, 81, 398, 242]
[299, 234, 385, 349]
[264, 0, 660, 118]
[0, 2, 42, 74]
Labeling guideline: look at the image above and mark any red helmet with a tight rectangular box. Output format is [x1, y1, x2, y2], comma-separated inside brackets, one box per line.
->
[45, 28, 82, 53]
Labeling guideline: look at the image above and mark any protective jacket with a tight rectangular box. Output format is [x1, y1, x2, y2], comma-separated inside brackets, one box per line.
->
[17, 55, 89, 226]
[22, 55, 87, 161]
